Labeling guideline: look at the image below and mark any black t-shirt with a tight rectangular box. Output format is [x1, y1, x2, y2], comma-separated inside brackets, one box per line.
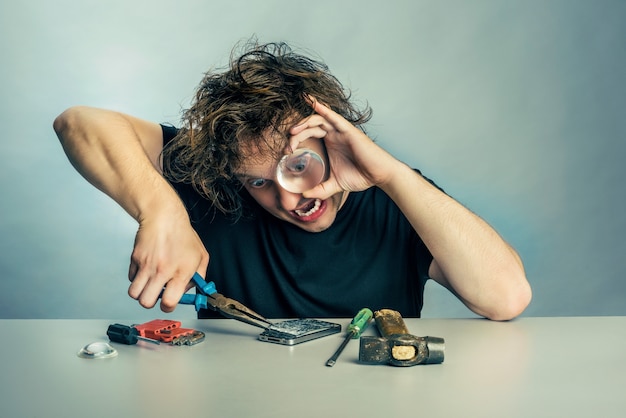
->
[162, 125, 433, 318]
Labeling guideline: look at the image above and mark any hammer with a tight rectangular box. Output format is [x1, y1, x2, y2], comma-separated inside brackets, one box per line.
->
[358, 309, 445, 366]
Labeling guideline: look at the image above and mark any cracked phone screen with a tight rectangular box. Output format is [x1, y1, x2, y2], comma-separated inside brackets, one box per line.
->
[259, 319, 341, 345]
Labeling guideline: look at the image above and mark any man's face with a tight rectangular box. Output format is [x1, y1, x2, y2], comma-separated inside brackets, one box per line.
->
[235, 136, 347, 233]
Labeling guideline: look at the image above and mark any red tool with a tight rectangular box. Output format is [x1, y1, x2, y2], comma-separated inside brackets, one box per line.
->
[107, 319, 205, 346]
[134, 319, 205, 345]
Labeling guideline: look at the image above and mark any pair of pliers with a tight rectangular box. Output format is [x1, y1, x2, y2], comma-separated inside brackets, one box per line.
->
[178, 273, 273, 329]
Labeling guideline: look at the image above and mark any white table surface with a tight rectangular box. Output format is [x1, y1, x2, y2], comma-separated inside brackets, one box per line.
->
[1, 316, 624, 418]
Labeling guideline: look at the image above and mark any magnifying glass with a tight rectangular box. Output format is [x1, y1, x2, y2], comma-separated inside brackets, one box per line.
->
[276, 148, 325, 193]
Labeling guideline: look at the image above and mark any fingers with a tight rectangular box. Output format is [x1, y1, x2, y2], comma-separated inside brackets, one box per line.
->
[128, 262, 173, 310]
[158, 272, 192, 312]
[288, 118, 329, 151]
[288, 97, 354, 150]
[302, 179, 342, 201]
[128, 251, 209, 313]
[128, 265, 199, 312]
[289, 97, 336, 136]
[299, 96, 348, 131]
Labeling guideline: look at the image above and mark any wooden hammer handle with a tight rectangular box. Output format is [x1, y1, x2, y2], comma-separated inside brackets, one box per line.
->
[373, 309, 409, 336]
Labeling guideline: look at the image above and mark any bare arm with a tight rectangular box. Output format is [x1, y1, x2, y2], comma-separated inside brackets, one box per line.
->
[290, 100, 531, 320]
[54, 106, 168, 217]
[380, 165, 531, 320]
[53, 106, 209, 312]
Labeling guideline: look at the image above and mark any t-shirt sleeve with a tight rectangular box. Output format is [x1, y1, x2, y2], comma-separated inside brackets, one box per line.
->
[161, 124, 179, 146]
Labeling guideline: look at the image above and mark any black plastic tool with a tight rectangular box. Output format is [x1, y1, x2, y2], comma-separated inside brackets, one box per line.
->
[106, 323, 160, 345]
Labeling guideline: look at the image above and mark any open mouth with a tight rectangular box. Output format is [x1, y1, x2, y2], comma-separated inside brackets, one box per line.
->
[294, 199, 322, 217]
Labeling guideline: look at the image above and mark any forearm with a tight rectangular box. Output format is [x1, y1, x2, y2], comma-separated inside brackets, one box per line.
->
[380, 163, 531, 320]
[53, 106, 185, 222]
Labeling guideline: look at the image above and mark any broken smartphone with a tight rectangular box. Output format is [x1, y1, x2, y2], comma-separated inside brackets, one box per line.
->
[258, 319, 341, 345]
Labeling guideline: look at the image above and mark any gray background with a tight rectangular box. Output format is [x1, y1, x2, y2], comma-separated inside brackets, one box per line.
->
[1, 0, 624, 320]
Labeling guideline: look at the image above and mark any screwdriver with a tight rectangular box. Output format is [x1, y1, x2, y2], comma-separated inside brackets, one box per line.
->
[326, 308, 373, 367]
[106, 323, 161, 345]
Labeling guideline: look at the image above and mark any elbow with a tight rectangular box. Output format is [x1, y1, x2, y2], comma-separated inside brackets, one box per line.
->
[53, 106, 81, 141]
[483, 274, 532, 321]
[53, 105, 94, 146]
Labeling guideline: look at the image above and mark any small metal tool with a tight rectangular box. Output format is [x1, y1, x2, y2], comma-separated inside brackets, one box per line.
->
[326, 308, 373, 367]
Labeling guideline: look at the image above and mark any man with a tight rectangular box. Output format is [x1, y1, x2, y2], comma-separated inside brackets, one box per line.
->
[53, 41, 531, 320]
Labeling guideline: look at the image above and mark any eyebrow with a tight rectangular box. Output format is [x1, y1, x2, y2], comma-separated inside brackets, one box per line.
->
[234, 171, 272, 181]
[234, 163, 278, 180]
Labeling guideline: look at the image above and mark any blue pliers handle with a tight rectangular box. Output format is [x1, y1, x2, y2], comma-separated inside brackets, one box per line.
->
[178, 273, 217, 311]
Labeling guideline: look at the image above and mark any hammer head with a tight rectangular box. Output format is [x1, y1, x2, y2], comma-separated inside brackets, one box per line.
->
[359, 334, 445, 366]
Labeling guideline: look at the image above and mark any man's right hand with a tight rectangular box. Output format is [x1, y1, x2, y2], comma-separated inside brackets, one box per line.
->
[127, 205, 209, 313]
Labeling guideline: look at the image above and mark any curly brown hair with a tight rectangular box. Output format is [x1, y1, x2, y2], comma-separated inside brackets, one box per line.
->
[162, 40, 372, 219]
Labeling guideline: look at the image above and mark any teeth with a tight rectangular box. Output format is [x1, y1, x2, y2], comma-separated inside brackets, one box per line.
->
[295, 199, 321, 217]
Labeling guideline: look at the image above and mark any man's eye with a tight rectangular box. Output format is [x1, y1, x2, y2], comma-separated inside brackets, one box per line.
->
[249, 178, 268, 188]
[286, 154, 310, 173]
